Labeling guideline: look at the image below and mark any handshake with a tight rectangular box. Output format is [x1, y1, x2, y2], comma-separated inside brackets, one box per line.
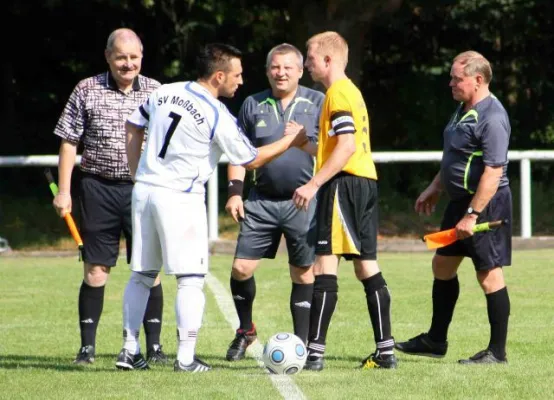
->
[284, 120, 309, 149]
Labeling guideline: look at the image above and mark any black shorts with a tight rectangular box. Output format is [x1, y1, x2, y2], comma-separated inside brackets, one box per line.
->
[235, 188, 316, 267]
[79, 173, 133, 267]
[437, 185, 512, 270]
[315, 173, 378, 260]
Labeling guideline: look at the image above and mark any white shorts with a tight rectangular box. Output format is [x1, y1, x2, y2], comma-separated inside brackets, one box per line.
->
[131, 182, 208, 275]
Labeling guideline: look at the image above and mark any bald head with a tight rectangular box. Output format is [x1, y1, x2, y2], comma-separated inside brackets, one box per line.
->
[104, 28, 144, 92]
[106, 28, 143, 53]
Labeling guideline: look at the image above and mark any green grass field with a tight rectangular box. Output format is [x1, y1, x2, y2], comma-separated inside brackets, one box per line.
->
[1, 250, 553, 399]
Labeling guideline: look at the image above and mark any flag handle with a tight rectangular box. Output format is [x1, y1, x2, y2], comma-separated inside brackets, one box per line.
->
[44, 168, 84, 257]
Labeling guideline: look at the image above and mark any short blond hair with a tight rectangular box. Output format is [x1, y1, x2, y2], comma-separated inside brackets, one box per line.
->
[306, 31, 348, 69]
[453, 51, 492, 84]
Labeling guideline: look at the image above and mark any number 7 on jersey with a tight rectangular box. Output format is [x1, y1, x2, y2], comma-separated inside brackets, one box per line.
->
[158, 111, 182, 159]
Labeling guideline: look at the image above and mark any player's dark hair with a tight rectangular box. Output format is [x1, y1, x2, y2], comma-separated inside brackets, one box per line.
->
[197, 43, 242, 79]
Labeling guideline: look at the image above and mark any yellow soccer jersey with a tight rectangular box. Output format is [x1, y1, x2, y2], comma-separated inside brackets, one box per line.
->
[316, 78, 377, 180]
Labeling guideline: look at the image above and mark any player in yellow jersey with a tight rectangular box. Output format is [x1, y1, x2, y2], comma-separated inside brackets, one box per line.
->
[285, 31, 396, 371]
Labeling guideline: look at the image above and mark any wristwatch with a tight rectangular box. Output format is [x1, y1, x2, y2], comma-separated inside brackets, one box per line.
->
[466, 207, 481, 216]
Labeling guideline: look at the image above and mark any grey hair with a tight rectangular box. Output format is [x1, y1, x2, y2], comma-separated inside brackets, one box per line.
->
[453, 51, 492, 84]
[265, 43, 303, 70]
[106, 28, 143, 53]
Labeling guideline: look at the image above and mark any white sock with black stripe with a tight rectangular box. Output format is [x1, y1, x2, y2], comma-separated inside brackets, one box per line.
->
[176, 275, 206, 365]
[123, 272, 156, 354]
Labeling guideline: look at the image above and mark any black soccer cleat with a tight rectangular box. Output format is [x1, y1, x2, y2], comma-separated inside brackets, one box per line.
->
[225, 325, 257, 361]
[115, 348, 150, 370]
[73, 345, 95, 365]
[395, 333, 448, 358]
[174, 357, 212, 372]
[303, 354, 325, 372]
[458, 349, 507, 365]
[147, 344, 168, 364]
[361, 350, 398, 369]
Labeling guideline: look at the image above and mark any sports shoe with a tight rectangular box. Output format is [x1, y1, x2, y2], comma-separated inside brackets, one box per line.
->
[174, 357, 212, 372]
[361, 351, 398, 369]
[115, 348, 150, 370]
[458, 349, 507, 365]
[303, 354, 324, 371]
[147, 344, 168, 364]
[395, 333, 448, 358]
[225, 325, 257, 361]
[73, 345, 95, 365]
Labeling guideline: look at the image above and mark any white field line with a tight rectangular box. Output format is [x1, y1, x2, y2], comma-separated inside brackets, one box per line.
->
[206, 273, 307, 400]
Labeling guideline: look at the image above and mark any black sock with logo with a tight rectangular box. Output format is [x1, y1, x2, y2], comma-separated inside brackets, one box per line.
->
[143, 283, 164, 349]
[290, 283, 314, 343]
[230, 276, 256, 331]
[78, 281, 105, 347]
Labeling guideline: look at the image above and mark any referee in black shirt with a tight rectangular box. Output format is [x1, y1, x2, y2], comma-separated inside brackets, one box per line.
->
[224, 44, 324, 361]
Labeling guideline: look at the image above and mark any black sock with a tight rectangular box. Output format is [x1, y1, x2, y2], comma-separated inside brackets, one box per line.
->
[307, 275, 338, 356]
[230, 276, 256, 331]
[290, 283, 314, 343]
[362, 272, 394, 352]
[428, 276, 460, 343]
[486, 287, 510, 359]
[78, 281, 105, 348]
[143, 283, 164, 349]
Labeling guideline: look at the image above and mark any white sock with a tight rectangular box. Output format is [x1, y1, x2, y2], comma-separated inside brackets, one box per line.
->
[122, 272, 154, 354]
[176, 276, 206, 365]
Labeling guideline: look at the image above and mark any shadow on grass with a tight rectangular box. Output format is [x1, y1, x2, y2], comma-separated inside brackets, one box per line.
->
[313, 354, 445, 367]
[0, 354, 117, 371]
[0, 353, 270, 373]
[0, 353, 443, 374]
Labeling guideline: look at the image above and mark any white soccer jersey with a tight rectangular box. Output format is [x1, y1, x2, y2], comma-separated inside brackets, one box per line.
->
[128, 81, 258, 193]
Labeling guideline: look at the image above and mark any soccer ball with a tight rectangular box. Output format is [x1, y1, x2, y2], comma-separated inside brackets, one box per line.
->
[262, 332, 307, 375]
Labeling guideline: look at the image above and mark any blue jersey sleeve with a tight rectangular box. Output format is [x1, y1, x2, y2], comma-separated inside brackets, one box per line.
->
[479, 112, 510, 167]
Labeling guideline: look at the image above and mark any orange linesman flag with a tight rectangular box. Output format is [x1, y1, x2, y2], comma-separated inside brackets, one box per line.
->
[422, 220, 505, 250]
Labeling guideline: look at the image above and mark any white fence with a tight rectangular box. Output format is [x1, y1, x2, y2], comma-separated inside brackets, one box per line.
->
[2, 151, 554, 239]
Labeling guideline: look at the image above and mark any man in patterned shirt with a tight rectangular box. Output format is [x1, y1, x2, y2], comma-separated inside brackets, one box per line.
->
[52, 28, 167, 366]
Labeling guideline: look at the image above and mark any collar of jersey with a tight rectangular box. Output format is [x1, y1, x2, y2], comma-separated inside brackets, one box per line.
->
[105, 71, 141, 92]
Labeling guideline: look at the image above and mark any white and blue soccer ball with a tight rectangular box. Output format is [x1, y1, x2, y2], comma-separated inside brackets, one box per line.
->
[262, 332, 307, 375]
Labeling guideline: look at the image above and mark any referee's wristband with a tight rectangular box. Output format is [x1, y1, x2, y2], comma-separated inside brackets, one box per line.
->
[227, 179, 244, 199]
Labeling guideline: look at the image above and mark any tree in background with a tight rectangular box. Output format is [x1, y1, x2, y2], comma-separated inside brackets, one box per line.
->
[1, 0, 553, 243]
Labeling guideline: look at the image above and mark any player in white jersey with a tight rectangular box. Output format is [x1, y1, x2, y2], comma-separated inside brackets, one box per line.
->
[115, 43, 307, 373]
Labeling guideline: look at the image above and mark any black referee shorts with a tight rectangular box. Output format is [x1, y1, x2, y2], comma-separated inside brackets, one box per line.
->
[315, 173, 378, 260]
[235, 188, 316, 267]
[79, 173, 133, 267]
[437, 185, 512, 270]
